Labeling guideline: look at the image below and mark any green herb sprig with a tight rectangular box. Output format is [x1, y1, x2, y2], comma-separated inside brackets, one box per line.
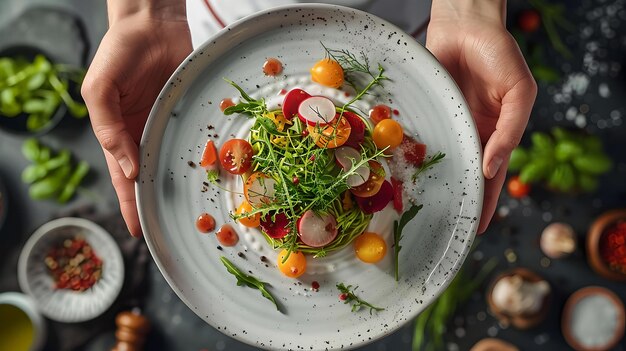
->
[393, 204, 423, 281]
[412, 152, 445, 181]
[336, 283, 384, 314]
[322, 43, 389, 91]
[220, 256, 281, 312]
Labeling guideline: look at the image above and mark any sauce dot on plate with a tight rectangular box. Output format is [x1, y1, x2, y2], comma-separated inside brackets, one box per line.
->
[216, 224, 239, 246]
[196, 213, 216, 233]
[263, 58, 283, 76]
[219, 98, 235, 112]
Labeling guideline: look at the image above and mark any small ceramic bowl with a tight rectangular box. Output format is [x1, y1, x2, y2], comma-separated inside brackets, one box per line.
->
[586, 209, 626, 282]
[562, 286, 625, 351]
[18, 217, 124, 322]
[0, 292, 46, 351]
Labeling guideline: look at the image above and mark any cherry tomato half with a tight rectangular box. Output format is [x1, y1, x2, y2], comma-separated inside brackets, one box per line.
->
[219, 139, 254, 175]
[235, 200, 260, 228]
[310, 58, 344, 88]
[277, 249, 307, 278]
[373, 119, 404, 150]
[307, 114, 352, 149]
[199, 139, 217, 168]
[507, 176, 531, 198]
[354, 232, 387, 263]
[350, 161, 386, 197]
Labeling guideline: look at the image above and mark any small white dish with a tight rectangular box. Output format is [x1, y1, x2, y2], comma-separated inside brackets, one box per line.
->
[0, 292, 46, 351]
[18, 217, 124, 323]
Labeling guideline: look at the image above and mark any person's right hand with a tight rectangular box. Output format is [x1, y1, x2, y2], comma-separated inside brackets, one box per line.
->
[82, 2, 192, 236]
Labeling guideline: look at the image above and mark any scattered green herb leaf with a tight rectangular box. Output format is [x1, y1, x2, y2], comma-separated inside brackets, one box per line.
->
[412, 152, 446, 181]
[336, 283, 384, 314]
[393, 204, 423, 281]
[220, 256, 281, 312]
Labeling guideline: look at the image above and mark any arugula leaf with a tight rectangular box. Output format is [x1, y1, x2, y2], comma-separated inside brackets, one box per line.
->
[412, 152, 445, 181]
[336, 283, 384, 314]
[220, 256, 281, 312]
[393, 204, 423, 281]
[206, 169, 220, 184]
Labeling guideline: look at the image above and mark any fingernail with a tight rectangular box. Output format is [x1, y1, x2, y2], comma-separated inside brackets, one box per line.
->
[487, 156, 503, 179]
[119, 156, 133, 178]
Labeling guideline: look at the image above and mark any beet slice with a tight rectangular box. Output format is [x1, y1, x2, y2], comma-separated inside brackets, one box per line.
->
[259, 212, 291, 239]
[342, 111, 366, 148]
[354, 180, 393, 214]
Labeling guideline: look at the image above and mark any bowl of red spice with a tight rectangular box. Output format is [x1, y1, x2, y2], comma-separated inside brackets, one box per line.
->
[18, 217, 124, 322]
[587, 209, 626, 282]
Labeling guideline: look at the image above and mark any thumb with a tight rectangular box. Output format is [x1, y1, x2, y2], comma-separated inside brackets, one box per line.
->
[483, 77, 537, 179]
[82, 79, 139, 180]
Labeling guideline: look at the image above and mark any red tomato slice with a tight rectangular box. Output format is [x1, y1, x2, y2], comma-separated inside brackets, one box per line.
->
[354, 180, 393, 214]
[282, 89, 311, 120]
[399, 135, 427, 167]
[219, 139, 254, 175]
[391, 177, 403, 213]
[342, 111, 366, 149]
[260, 212, 291, 239]
[199, 139, 217, 168]
[350, 161, 386, 197]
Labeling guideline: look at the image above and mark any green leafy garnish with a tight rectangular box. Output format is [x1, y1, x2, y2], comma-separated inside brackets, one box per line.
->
[0, 54, 87, 131]
[220, 256, 281, 312]
[206, 169, 220, 184]
[336, 283, 384, 314]
[222, 79, 268, 117]
[322, 43, 389, 91]
[412, 152, 446, 181]
[393, 204, 423, 281]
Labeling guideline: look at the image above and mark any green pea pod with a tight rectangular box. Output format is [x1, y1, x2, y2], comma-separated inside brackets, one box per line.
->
[573, 154, 612, 175]
[531, 132, 554, 153]
[577, 173, 599, 193]
[42, 150, 71, 172]
[519, 159, 551, 184]
[21, 164, 47, 184]
[29, 165, 71, 199]
[555, 140, 583, 162]
[22, 138, 40, 161]
[58, 161, 90, 203]
[26, 72, 46, 91]
[508, 148, 529, 171]
[37, 146, 51, 163]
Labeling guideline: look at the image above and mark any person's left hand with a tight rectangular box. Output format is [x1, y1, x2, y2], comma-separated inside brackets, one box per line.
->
[426, 0, 537, 233]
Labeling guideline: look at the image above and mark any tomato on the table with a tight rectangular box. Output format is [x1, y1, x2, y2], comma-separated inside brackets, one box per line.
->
[350, 161, 386, 197]
[219, 139, 254, 175]
[307, 114, 352, 149]
[354, 232, 387, 263]
[310, 58, 344, 88]
[373, 119, 403, 150]
[277, 249, 307, 278]
[507, 176, 531, 198]
[199, 139, 217, 168]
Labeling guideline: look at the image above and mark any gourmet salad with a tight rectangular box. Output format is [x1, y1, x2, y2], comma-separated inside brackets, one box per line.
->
[196, 45, 444, 310]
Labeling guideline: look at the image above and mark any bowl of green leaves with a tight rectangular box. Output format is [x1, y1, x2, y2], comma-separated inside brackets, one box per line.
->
[0, 45, 87, 135]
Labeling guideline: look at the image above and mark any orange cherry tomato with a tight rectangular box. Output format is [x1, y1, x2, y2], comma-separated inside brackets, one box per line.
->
[219, 139, 254, 175]
[354, 232, 387, 263]
[310, 58, 344, 88]
[307, 115, 352, 149]
[507, 176, 531, 198]
[235, 200, 261, 228]
[199, 139, 217, 168]
[277, 249, 307, 278]
[373, 119, 404, 150]
[350, 161, 386, 197]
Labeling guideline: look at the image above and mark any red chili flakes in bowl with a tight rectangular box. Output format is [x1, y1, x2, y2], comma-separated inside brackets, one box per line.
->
[44, 236, 103, 291]
[600, 220, 626, 275]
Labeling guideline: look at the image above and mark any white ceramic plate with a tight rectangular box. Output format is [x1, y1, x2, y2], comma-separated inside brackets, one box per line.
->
[137, 4, 482, 350]
[18, 217, 124, 323]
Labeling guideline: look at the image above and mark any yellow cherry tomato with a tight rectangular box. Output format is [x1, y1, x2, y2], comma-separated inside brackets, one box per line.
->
[235, 200, 260, 228]
[277, 249, 307, 278]
[310, 58, 344, 88]
[372, 119, 403, 150]
[307, 115, 352, 149]
[354, 232, 387, 263]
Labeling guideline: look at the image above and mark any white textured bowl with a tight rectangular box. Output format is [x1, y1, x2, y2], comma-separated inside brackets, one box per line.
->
[137, 4, 482, 350]
[0, 292, 46, 351]
[18, 217, 124, 323]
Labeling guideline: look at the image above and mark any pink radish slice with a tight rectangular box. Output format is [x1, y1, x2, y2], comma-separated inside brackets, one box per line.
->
[282, 89, 311, 120]
[298, 96, 337, 126]
[354, 180, 393, 214]
[260, 212, 290, 239]
[335, 146, 370, 187]
[297, 210, 338, 247]
[245, 173, 276, 207]
[342, 111, 366, 148]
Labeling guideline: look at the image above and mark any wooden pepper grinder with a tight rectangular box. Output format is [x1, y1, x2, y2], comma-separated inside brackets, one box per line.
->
[111, 309, 150, 351]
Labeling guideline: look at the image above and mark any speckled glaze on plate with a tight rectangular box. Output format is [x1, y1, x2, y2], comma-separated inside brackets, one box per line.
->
[137, 4, 482, 350]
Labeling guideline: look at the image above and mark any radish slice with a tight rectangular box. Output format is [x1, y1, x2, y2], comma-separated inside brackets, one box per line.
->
[282, 89, 310, 120]
[260, 212, 290, 239]
[244, 172, 276, 207]
[335, 146, 370, 187]
[297, 210, 338, 247]
[354, 180, 393, 214]
[298, 96, 337, 126]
